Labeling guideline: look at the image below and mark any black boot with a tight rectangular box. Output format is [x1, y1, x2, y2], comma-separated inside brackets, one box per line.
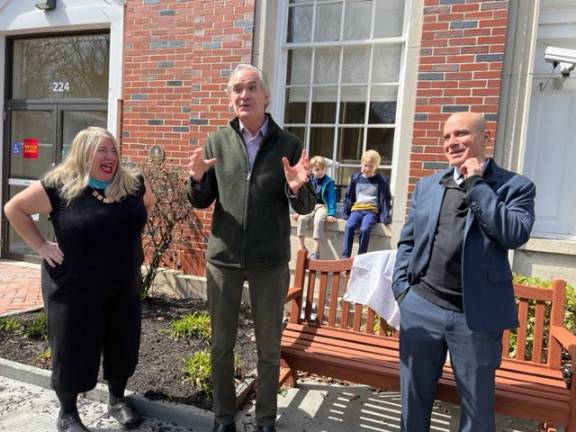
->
[108, 397, 142, 429]
[212, 421, 237, 432]
[56, 410, 90, 432]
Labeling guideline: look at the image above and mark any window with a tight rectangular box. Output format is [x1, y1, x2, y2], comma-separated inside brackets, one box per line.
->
[12, 34, 110, 100]
[280, 0, 406, 196]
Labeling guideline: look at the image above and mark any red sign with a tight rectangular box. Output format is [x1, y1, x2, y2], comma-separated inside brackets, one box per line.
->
[22, 138, 39, 159]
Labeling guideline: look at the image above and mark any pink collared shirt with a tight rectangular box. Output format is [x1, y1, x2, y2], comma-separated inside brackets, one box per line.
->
[239, 117, 269, 171]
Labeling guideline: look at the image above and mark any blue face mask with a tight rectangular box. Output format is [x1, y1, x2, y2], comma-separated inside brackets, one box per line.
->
[88, 177, 112, 190]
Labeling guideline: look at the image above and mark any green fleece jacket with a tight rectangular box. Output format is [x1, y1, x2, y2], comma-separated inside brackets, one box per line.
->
[187, 115, 315, 269]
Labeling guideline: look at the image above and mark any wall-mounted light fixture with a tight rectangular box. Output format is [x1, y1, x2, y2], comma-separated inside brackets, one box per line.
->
[35, 0, 56, 11]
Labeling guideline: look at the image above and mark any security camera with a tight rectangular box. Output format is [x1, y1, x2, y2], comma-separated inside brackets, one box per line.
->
[545, 46, 576, 77]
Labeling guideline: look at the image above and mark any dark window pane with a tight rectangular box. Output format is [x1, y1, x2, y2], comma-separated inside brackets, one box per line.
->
[284, 87, 309, 124]
[311, 102, 337, 124]
[336, 166, 360, 195]
[366, 128, 395, 166]
[338, 127, 363, 163]
[368, 101, 397, 124]
[286, 127, 306, 145]
[340, 102, 366, 124]
[309, 127, 335, 161]
[12, 34, 110, 99]
[311, 86, 337, 123]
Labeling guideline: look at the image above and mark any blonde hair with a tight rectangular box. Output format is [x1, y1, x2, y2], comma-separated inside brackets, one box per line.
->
[43, 127, 141, 203]
[361, 149, 381, 167]
[310, 155, 327, 169]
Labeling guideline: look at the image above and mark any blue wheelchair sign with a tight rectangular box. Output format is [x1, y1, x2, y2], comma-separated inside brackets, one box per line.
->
[12, 142, 22, 155]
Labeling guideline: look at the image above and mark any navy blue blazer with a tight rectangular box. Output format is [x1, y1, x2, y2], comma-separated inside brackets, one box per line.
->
[392, 159, 536, 332]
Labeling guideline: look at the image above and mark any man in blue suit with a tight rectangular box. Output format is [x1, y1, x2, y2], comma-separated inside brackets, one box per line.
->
[392, 111, 535, 432]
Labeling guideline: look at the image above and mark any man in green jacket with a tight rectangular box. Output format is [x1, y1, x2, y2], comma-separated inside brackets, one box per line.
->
[187, 64, 315, 432]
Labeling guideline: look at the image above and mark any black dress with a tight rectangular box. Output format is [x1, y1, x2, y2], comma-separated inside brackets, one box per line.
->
[41, 178, 147, 393]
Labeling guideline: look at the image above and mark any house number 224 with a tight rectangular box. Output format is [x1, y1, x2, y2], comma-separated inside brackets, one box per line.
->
[51, 81, 70, 93]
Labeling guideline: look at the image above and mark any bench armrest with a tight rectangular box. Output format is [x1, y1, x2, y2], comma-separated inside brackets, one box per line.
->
[285, 287, 303, 303]
[551, 325, 576, 362]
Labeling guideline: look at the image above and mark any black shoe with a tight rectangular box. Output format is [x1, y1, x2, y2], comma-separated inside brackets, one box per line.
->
[212, 422, 237, 432]
[108, 398, 142, 429]
[257, 427, 276, 432]
[56, 410, 90, 432]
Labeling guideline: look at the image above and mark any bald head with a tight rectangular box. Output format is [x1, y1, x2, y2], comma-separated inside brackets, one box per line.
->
[443, 111, 490, 168]
[446, 112, 487, 134]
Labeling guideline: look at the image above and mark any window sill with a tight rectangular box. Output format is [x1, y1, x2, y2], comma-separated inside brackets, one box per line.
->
[290, 217, 392, 237]
[518, 237, 576, 256]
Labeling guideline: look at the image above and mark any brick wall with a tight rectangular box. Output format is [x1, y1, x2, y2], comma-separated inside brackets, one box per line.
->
[409, 0, 510, 198]
[122, 0, 255, 274]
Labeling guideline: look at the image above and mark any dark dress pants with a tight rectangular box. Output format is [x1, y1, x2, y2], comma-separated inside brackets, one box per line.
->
[398, 289, 503, 432]
[42, 266, 141, 393]
[206, 262, 289, 427]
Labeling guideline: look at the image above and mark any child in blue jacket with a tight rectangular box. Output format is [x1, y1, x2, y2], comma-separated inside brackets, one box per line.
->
[293, 156, 337, 259]
[341, 149, 392, 257]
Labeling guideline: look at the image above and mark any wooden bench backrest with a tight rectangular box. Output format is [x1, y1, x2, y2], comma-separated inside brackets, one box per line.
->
[290, 249, 568, 367]
[504, 278, 566, 368]
[290, 249, 397, 336]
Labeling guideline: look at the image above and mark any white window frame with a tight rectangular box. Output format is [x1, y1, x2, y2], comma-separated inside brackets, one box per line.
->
[270, 0, 411, 193]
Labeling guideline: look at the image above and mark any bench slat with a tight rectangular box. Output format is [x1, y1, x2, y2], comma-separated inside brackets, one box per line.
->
[317, 271, 328, 325]
[516, 300, 529, 360]
[327, 272, 340, 327]
[304, 269, 316, 323]
[533, 301, 546, 363]
[352, 303, 363, 332]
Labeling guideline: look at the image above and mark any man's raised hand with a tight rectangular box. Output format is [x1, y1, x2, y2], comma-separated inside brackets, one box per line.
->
[282, 150, 310, 195]
[188, 148, 217, 182]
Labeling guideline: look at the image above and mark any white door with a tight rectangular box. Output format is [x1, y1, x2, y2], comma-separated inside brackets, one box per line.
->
[524, 84, 576, 239]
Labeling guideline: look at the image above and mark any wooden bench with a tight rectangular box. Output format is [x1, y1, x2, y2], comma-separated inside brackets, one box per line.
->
[280, 249, 576, 431]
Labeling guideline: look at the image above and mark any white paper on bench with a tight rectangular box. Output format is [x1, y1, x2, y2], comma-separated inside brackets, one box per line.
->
[344, 249, 400, 330]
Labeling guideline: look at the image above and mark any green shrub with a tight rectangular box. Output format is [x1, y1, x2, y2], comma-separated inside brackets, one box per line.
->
[0, 313, 48, 340]
[182, 349, 212, 393]
[169, 312, 211, 341]
[20, 313, 48, 340]
[37, 348, 51, 364]
[0, 318, 22, 333]
[182, 349, 241, 394]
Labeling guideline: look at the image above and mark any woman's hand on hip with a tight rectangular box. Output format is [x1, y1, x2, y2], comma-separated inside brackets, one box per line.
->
[36, 241, 64, 267]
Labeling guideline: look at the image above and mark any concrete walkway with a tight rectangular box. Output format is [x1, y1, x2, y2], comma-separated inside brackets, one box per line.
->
[0, 374, 197, 432]
[0, 367, 538, 432]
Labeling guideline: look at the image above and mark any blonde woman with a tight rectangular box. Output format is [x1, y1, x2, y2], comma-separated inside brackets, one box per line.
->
[4, 127, 154, 432]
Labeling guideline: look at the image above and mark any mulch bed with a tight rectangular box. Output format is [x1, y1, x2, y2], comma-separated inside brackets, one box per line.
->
[0, 296, 258, 411]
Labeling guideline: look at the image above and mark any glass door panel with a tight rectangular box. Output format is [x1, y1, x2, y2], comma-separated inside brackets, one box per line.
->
[12, 34, 110, 100]
[9, 110, 55, 179]
[6, 183, 53, 257]
[62, 110, 107, 159]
